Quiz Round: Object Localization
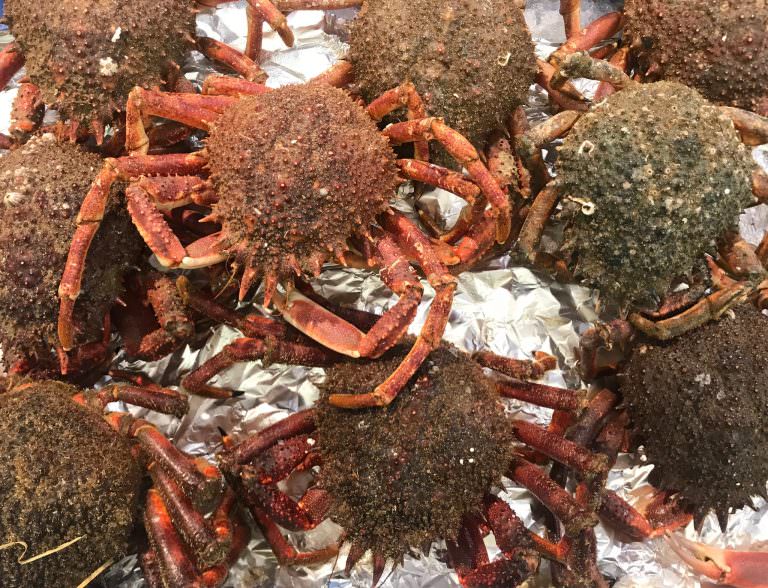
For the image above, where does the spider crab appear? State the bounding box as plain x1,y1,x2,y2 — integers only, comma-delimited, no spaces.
0,376,248,587
57,74,511,408
215,339,634,587
555,1,768,115
513,52,768,342
0,0,294,147
0,134,194,379
580,305,768,588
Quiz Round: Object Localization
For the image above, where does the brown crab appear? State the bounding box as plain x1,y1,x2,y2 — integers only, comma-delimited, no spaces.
0,0,294,147
0,377,248,588
56,72,511,408
0,134,196,379
214,339,635,587
513,52,768,341
555,1,768,115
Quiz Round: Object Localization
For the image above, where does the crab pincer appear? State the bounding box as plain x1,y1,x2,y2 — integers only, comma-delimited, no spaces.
667,533,768,588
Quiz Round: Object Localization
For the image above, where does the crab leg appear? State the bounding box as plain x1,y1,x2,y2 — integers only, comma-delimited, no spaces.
239,481,330,532
126,88,233,154
57,152,207,350
144,489,207,587
0,43,24,91
272,0,362,8
497,380,584,412
559,0,581,39
630,280,754,340
225,409,317,467
474,349,557,379
182,337,339,397
139,176,218,209
510,458,597,535
517,182,561,260
384,117,512,242
368,83,429,161
9,82,44,142
397,159,481,201
552,51,634,92
201,492,251,587
594,46,630,101
309,60,354,88
106,413,224,510
721,106,768,147
202,75,270,97
666,533,768,588
73,384,189,418
536,59,589,111
197,37,265,83
549,12,624,67
200,0,294,48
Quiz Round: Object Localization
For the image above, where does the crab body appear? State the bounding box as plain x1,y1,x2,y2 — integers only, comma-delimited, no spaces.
623,0,768,115
206,84,399,283
556,80,754,307
0,135,142,375
349,0,537,147
5,0,196,127
0,379,143,587
621,305,768,528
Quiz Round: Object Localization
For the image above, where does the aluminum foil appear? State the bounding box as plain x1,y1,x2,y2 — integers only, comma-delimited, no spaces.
1,1,767,587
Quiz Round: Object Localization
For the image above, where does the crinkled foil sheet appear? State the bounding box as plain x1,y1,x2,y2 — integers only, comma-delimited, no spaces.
2,1,768,586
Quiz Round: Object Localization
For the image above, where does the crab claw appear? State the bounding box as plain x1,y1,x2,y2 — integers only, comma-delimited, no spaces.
666,532,768,588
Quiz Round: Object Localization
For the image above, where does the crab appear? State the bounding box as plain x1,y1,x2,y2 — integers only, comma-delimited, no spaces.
214,339,630,587
56,72,513,408
0,376,249,587
0,134,196,379
512,52,768,341
0,0,295,147
577,304,768,588
555,1,768,116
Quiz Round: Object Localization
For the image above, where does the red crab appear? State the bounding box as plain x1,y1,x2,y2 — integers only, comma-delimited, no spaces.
57,73,511,409
0,376,249,587
216,340,621,587
0,0,293,147
512,52,768,341
555,1,768,115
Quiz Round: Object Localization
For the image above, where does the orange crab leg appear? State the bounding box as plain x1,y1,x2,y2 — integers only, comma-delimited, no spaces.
226,409,317,466
150,464,231,568
200,0,294,48
9,82,44,141
497,380,584,412
126,88,233,154
754,169,768,204
138,176,218,209
272,0,362,8
594,46,630,101
202,74,270,97
144,490,206,587
367,82,429,161
197,37,265,83
721,106,768,147
559,0,581,38
474,349,557,380
549,12,624,67
667,534,768,588
518,182,561,260
200,492,251,587
397,159,481,201
536,60,590,112
384,117,511,242
0,43,24,90
309,60,354,88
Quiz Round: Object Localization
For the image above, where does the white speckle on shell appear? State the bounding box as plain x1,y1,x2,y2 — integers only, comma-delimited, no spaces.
99,57,119,76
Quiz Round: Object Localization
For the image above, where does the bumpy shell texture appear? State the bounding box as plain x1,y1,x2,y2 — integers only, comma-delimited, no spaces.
5,0,196,125
621,306,768,529
0,380,143,587
316,343,515,562
557,81,754,307
350,0,537,146
624,0,768,114
0,135,142,368
207,84,399,284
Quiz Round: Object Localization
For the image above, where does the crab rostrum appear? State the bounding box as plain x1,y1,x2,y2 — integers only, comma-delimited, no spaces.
0,134,193,379
515,52,768,341
555,0,768,115
0,0,293,147
216,340,629,587
0,377,248,588
58,74,511,409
